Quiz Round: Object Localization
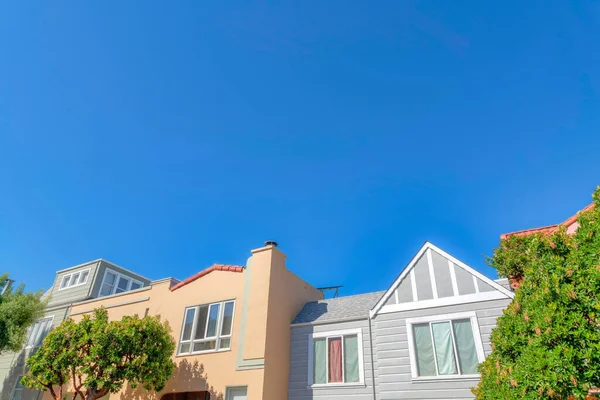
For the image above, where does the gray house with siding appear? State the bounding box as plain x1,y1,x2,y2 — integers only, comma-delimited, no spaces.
0,259,150,400
289,242,514,400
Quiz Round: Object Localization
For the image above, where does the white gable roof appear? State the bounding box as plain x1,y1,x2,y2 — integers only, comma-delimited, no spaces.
370,242,514,318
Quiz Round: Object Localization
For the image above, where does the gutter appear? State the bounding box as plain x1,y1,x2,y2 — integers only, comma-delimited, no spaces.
368,316,376,400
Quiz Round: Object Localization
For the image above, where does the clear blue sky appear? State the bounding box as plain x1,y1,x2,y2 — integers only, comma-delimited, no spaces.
1,1,599,296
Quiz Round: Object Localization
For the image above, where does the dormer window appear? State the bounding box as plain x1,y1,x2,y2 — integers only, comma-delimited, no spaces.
99,269,143,297
58,269,91,290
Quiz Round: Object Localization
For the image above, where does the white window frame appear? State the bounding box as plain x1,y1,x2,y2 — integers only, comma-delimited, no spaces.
57,268,91,291
10,375,25,400
25,316,55,349
225,386,248,400
307,328,365,387
99,268,143,297
405,311,485,381
177,299,236,356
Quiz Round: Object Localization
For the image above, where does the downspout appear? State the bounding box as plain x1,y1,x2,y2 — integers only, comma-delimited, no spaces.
368,316,376,400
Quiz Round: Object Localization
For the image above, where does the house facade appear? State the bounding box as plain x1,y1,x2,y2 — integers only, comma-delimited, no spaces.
60,242,323,400
7,241,526,400
289,242,514,400
1,259,151,400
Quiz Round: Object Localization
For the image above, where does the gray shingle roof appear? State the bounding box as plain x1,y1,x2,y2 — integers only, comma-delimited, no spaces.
292,291,385,325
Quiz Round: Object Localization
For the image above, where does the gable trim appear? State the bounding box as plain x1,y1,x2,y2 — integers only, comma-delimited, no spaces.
426,249,439,299
370,242,514,318
449,259,459,295
377,290,508,314
370,243,429,318
430,242,514,298
410,270,418,301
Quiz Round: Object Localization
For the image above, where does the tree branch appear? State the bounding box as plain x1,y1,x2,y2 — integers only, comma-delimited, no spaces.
41,382,58,400
94,387,110,400
71,367,84,400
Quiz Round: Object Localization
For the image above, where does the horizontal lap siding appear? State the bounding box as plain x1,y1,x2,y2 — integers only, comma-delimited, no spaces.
0,307,70,399
289,320,376,400
373,298,511,400
47,262,101,307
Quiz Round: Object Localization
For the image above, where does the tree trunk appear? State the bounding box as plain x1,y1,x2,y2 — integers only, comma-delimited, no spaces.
85,388,109,400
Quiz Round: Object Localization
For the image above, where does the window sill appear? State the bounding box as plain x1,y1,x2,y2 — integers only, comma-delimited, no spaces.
176,348,231,357
411,374,481,382
309,382,366,389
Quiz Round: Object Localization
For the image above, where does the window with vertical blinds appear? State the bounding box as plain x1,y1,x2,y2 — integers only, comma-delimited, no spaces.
410,316,482,378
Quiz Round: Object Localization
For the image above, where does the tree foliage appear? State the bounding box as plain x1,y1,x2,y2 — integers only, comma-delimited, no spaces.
474,187,600,399
0,274,46,353
23,308,176,400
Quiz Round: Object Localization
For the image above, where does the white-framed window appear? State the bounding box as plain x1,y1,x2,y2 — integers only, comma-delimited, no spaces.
58,269,91,290
25,316,54,349
308,328,365,387
10,376,25,400
225,386,247,400
99,269,143,297
406,311,485,380
177,300,235,355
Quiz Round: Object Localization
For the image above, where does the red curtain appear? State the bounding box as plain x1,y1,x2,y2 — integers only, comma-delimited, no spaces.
328,338,343,383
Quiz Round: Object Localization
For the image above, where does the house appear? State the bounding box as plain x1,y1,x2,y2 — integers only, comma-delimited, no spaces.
289,242,514,400
501,201,600,398
500,203,594,238
0,259,151,400
62,241,323,400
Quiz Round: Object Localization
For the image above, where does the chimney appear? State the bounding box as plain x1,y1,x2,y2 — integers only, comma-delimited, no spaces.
242,240,286,362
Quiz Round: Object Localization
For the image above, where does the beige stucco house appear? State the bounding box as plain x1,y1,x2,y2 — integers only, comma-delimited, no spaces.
58,242,322,400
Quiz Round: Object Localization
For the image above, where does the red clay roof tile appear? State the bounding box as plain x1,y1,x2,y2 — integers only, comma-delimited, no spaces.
500,203,595,239
170,264,244,291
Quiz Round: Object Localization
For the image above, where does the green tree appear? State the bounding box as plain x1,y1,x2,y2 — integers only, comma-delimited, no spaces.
0,274,46,353
474,187,600,399
22,308,176,400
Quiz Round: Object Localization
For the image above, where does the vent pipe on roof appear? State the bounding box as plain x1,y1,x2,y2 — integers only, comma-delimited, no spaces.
264,240,278,247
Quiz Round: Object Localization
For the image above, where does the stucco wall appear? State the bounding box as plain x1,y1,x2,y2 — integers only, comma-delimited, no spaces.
69,273,264,400
65,244,322,400
261,247,324,400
